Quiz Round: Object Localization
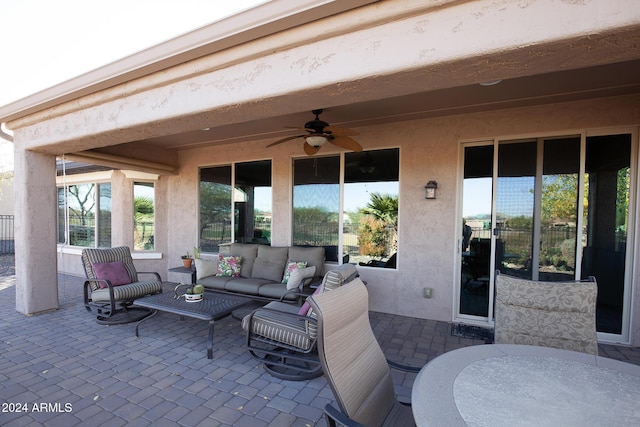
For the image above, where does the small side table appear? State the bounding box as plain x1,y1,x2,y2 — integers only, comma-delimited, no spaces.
169,265,196,284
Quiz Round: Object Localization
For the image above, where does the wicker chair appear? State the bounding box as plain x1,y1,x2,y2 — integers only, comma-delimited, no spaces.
494,271,598,355
243,263,359,380
82,246,163,325
309,280,418,427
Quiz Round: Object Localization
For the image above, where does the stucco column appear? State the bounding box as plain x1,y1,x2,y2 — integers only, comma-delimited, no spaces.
110,170,132,247
14,147,58,314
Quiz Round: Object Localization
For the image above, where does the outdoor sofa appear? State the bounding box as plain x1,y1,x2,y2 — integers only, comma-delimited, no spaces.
195,243,325,304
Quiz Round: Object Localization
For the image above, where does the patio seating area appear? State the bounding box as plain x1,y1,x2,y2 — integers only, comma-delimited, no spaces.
0,254,639,426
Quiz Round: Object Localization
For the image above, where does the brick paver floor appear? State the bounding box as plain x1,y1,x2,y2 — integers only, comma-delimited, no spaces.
0,261,638,426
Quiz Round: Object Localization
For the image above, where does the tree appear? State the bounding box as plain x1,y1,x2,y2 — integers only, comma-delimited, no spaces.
134,195,154,250
68,184,95,226
505,215,532,230
293,207,338,246
540,174,578,225
358,193,398,257
361,193,398,227
616,167,630,233
358,216,387,257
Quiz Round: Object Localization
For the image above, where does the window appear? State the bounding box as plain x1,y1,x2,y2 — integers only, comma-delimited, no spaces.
134,182,155,250
234,161,272,245
199,160,272,252
58,183,111,247
293,156,340,259
293,148,399,266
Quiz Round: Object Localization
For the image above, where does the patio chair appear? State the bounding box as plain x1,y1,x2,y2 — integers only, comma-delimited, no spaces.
242,263,359,381
494,270,598,355
308,279,418,427
82,246,163,325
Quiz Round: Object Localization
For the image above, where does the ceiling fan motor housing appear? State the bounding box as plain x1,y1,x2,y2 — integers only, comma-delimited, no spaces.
305,109,330,134
304,120,329,133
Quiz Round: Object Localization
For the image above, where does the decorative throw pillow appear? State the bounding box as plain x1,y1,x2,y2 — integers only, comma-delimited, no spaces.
216,254,242,277
286,266,316,291
297,283,324,316
194,258,219,280
92,261,132,288
282,261,308,284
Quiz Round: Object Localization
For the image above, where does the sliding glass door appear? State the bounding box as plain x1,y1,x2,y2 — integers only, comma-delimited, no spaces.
460,144,494,317
583,134,632,335
458,131,634,341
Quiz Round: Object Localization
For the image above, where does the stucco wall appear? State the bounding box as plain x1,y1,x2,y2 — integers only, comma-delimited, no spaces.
167,95,640,335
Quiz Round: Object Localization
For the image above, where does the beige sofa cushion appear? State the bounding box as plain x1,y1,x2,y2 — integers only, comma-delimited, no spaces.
287,246,325,280
194,257,218,281
229,243,259,278
251,246,289,282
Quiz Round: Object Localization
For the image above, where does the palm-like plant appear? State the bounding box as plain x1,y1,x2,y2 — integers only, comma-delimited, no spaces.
359,193,398,256
361,193,398,226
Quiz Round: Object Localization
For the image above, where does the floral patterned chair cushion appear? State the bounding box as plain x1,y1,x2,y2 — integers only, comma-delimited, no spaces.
494,271,598,355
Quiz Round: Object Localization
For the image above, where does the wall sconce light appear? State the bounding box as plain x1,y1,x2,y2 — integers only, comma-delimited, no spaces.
425,181,438,199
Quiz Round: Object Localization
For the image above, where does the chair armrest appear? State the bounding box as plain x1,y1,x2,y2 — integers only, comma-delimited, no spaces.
137,271,162,282
277,277,318,304
279,288,313,305
83,279,117,314
298,276,315,291
84,278,116,299
245,306,318,333
324,404,367,427
387,359,422,373
247,306,315,323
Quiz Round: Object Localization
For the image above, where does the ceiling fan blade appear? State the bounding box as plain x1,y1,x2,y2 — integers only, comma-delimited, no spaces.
283,126,311,131
304,142,321,155
330,135,363,152
324,125,359,137
266,134,304,147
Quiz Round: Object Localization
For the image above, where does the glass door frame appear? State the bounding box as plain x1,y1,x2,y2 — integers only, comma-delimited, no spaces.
456,139,498,326
585,127,637,344
456,128,637,344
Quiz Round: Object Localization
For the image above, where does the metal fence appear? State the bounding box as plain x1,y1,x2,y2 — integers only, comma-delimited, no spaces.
200,220,396,262
0,215,14,254
470,225,579,270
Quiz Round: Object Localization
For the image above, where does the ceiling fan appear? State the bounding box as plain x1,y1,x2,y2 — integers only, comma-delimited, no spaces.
266,109,362,155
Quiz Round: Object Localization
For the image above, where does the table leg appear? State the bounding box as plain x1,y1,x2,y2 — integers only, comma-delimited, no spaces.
207,320,215,359
135,310,158,337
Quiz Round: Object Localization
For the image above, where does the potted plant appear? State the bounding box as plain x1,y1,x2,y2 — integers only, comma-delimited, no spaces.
174,283,204,302
181,251,193,269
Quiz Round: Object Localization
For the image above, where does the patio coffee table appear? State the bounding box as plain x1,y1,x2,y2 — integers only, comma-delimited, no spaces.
134,291,251,359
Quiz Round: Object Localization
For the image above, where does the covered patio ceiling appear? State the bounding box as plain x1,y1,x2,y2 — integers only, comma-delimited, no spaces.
140,59,640,151
55,56,640,175
4,0,640,175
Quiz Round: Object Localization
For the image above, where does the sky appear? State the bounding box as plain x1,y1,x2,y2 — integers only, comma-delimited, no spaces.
0,0,267,171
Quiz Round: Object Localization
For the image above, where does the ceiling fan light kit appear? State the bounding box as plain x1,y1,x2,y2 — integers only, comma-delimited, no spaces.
304,135,328,147
267,109,363,155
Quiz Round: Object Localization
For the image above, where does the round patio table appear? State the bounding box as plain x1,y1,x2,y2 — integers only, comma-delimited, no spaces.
412,344,640,426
